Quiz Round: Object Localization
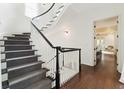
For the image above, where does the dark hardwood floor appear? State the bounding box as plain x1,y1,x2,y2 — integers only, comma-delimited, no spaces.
61,53,124,89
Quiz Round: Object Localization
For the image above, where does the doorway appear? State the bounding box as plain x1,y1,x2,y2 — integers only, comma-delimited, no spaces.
93,16,119,69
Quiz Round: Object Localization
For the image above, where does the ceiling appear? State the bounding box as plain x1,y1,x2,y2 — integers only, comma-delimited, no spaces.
96,26,117,37
70,3,124,13
95,16,118,37
95,16,118,29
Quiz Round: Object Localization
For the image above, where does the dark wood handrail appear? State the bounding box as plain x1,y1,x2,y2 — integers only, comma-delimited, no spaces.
62,47,81,50
62,49,80,52
31,22,55,48
32,3,55,20
47,47,81,63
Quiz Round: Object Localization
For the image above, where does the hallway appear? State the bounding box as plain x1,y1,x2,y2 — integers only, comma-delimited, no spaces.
61,53,124,89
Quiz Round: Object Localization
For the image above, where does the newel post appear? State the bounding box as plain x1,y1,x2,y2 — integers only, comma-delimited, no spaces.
55,47,60,89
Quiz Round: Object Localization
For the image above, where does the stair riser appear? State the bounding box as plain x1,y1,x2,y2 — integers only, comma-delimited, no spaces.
5,37,29,40
23,33,31,35
5,46,32,51
14,35,30,38
9,72,46,89
5,51,35,59
7,57,38,68
4,41,30,45
8,64,42,79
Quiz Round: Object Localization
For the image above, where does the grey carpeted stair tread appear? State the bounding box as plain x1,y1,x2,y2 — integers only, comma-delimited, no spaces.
26,78,52,89
2,55,41,62
8,61,43,72
13,34,30,36
9,69,47,86
1,49,37,54
23,32,31,34
12,34,30,37
0,45,35,47
4,36,30,39
7,60,44,69
0,39,32,42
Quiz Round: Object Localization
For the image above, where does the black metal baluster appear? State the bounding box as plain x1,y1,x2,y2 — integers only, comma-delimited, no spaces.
79,49,81,73
63,52,64,67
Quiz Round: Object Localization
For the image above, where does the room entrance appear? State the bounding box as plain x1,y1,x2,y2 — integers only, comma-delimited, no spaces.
93,16,119,69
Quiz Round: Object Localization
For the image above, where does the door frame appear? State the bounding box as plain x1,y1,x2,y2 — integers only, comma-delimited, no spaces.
93,16,119,67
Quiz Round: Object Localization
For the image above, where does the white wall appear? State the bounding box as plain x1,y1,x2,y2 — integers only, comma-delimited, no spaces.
39,4,124,73
0,3,31,89
0,3,31,37
96,33,116,51
103,34,115,49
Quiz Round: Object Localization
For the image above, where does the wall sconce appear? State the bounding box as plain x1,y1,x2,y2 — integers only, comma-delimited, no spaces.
64,30,70,36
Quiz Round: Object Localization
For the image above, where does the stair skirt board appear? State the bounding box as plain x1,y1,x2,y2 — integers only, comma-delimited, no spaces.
1,33,52,89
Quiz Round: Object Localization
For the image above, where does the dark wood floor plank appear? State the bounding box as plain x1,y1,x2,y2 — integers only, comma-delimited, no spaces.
61,53,124,89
